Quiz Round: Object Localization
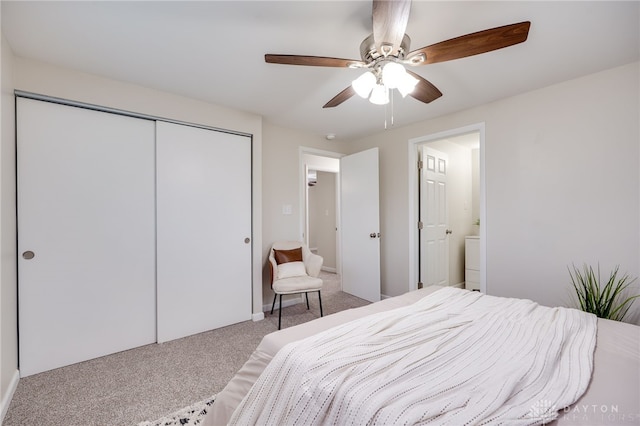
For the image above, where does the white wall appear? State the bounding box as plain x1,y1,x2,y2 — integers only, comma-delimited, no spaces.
11,56,265,320
0,31,18,419
261,122,347,305
346,62,640,323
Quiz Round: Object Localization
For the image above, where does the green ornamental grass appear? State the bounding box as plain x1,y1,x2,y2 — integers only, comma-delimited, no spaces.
569,264,640,322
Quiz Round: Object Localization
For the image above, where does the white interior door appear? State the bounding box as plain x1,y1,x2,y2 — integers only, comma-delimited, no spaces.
340,148,380,302
156,121,252,343
421,147,449,287
17,98,156,377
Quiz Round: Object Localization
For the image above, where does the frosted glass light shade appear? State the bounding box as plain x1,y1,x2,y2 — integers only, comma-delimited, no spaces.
351,72,376,98
381,62,406,89
397,72,419,97
369,84,389,105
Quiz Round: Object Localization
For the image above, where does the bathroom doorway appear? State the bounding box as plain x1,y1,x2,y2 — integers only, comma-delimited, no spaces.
408,123,486,293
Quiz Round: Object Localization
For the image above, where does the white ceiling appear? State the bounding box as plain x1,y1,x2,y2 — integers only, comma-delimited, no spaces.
2,1,639,140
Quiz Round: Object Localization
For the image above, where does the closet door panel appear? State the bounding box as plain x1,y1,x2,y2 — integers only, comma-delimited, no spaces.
17,98,156,377
156,121,251,343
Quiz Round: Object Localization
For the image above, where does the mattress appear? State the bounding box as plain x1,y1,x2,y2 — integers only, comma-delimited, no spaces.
204,286,640,425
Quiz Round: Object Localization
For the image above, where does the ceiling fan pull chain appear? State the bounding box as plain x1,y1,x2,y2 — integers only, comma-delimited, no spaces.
384,101,388,130
391,90,395,127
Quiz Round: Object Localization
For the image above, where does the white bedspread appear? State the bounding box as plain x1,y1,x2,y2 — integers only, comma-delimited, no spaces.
229,287,597,426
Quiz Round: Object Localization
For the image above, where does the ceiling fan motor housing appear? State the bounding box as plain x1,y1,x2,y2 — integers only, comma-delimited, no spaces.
360,33,412,64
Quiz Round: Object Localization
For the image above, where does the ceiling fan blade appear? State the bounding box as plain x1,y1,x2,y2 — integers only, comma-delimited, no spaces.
406,21,531,65
323,86,356,108
406,70,442,104
372,0,411,57
265,54,365,68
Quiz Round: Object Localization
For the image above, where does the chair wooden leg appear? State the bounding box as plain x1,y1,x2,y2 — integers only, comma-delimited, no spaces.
278,294,283,330
305,292,310,310
318,291,323,317
271,293,277,315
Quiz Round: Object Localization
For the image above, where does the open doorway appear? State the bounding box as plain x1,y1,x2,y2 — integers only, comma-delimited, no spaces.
419,134,480,288
307,170,338,273
299,147,382,301
300,149,342,289
408,123,486,293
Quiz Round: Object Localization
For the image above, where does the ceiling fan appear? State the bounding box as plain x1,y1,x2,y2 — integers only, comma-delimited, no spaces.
265,0,530,108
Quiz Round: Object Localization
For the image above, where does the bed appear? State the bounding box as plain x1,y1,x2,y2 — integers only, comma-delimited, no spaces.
204,286,640,425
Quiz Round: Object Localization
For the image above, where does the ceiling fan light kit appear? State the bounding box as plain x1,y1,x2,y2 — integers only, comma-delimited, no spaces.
369,83,390,105
381,62,406,89
397,74,419,98
264,0,530,110
352,62,419,105
352,71,377,98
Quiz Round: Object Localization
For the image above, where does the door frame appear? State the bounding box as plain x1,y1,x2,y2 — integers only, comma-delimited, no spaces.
299,147,343,276
408,123,486,293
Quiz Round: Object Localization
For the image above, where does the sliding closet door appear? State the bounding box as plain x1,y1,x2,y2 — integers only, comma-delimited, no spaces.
156,121,252,343
17,98,156,377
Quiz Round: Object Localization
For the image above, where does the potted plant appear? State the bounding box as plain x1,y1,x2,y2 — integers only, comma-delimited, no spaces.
568,263,640,322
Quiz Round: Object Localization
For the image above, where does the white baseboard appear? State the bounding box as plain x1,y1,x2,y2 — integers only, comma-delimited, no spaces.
452,282,465,289
321,266,336,273
262,294,304,313
1,369,19,423
252,312,265,321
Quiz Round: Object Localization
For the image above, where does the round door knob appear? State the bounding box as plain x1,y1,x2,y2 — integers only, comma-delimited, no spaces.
244,237,251,244
22,251,35,260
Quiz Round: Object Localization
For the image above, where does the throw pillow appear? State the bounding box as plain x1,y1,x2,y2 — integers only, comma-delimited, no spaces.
277,261,308,279
274,247,303,264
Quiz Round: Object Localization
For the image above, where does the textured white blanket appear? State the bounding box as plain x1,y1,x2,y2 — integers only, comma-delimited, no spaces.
230,288,597,426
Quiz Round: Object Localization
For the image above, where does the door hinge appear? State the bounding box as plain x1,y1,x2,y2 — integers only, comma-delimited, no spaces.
418,221,423,230
418,160,423,170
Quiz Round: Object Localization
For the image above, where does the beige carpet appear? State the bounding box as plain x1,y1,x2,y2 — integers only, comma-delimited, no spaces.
3,271,369,426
